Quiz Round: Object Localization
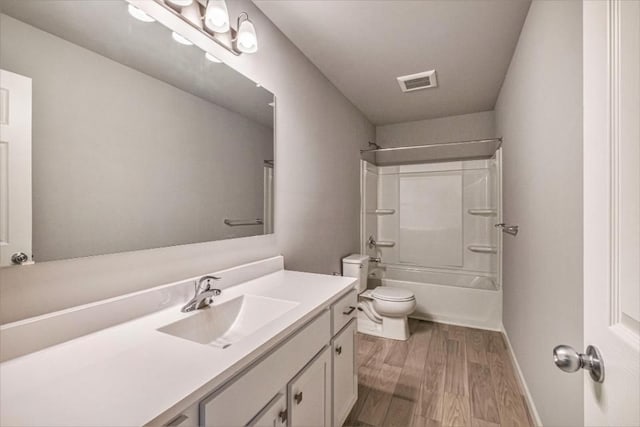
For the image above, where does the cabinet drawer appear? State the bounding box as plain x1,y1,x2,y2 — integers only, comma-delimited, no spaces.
331,289,357,335
200,310,330,427
332,319,357,427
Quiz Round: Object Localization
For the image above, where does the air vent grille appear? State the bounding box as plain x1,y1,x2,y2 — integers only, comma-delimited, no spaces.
397,70,438,92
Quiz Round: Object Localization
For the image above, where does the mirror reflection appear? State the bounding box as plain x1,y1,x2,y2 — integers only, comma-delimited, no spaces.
0,0,275,265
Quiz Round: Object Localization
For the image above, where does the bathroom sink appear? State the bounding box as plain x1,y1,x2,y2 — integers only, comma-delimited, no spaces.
158,295,299,348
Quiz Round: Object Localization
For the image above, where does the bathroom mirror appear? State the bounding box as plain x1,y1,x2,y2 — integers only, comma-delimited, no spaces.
0,0,275,264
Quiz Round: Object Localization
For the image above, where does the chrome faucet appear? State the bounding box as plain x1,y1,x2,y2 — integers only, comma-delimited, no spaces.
181,275,222,313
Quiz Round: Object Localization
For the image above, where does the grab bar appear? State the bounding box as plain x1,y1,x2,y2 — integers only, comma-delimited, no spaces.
224,218,264,227
367,235,396,248
365,209,396,215
468,245,498,254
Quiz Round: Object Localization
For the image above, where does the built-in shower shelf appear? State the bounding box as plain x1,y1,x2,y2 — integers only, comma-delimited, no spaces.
467,245,497,254
375,241,396,247
366,209,396,215
467,208,497,217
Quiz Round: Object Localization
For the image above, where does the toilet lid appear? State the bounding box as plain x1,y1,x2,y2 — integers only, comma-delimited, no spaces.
371,286,415,302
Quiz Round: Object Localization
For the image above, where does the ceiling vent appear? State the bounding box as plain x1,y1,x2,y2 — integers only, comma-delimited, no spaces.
397,70,438,93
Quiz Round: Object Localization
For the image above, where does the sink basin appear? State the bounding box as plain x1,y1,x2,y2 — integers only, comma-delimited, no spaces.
158,295,298,348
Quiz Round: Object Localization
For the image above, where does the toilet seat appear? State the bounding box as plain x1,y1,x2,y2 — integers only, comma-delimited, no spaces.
371,286,414,302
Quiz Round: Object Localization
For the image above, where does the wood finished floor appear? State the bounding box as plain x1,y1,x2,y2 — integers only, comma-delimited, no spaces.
344,319,535,427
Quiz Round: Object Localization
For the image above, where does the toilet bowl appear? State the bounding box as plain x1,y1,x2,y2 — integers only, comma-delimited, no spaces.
342,254,416,341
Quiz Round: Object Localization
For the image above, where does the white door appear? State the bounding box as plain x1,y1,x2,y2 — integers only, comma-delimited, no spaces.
583,1,640,425
0,69,32,267
288,346,331,427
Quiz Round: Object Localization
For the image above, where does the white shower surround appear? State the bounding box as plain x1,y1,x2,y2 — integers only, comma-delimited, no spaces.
361,155,502,330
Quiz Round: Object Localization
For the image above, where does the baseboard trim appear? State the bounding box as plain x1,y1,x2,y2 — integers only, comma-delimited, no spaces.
409,314,502,332
500,324,543,426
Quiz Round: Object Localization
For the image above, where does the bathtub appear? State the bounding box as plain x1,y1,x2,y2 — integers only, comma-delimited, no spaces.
368,264,502,330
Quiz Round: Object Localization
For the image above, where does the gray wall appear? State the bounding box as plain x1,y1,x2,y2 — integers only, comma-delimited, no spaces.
376,111,496,147
0,0,374,324
495,1,583,425
1,15,273,262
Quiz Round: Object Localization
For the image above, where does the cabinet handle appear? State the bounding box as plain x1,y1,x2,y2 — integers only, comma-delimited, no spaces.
335,346,342,355
342,306,356,315
294,391,303,405
278,409,287,424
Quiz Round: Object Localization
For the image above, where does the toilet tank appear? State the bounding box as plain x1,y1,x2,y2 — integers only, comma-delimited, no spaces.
342,254,370,293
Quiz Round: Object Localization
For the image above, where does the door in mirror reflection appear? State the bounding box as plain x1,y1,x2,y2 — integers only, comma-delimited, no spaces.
0,69,32,266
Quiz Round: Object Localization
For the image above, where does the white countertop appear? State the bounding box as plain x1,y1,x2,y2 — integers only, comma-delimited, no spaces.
0,269,355,426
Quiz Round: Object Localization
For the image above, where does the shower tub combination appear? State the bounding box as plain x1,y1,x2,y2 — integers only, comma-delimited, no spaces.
360,139,503,330
368,264,501,330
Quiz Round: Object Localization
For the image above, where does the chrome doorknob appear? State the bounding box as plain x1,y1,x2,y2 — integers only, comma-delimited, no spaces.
11,252,29,265
553,344,605,383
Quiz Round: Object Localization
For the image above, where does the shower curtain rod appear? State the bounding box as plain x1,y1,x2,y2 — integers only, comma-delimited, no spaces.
359,137,502,153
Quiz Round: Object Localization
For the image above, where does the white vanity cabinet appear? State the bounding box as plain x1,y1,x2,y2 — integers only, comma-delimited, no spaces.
199,310,330,427
195,287,357,427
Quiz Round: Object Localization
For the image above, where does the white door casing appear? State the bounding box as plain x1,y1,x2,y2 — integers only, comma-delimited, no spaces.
583,1,640,426
0,69,32,267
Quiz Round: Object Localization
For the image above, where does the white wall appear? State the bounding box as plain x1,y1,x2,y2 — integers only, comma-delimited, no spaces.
495,1,583,426
376,110,496,147
0,0,374,324
1,15,273,262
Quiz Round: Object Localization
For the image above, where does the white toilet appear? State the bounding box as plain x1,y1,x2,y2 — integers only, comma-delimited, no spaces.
342,254,416,341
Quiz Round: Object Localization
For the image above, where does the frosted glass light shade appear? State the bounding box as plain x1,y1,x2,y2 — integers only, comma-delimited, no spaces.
180,3,202,29
237,18,257,53
204,0,230,33
166,0,193,6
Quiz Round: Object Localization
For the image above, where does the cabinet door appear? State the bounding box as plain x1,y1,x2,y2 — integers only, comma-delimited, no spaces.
332,320,357,427
288,346,331,427
248,393,287,427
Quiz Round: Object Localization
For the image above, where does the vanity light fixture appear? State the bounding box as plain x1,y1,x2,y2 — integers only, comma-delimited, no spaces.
171,31,193,45
235,12,258,53
148,0,259,56
204,0,230,33
127,4,155,22
205,52,222,63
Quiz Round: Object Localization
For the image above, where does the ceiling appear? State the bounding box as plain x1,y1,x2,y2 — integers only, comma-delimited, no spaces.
1,0,274,128
254,0,531,125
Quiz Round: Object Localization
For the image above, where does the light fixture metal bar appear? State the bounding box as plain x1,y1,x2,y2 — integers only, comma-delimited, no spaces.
154,0,241,56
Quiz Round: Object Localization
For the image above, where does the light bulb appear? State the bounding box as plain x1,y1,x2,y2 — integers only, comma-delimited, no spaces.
204,0,230,33
171,31,193,46
205,52,222,63
180,2,202,29
237,17,257,53
166,0,193,6
128,4,155,23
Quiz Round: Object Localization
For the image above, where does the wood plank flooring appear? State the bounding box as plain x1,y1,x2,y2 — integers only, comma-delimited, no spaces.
344,319,535,427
